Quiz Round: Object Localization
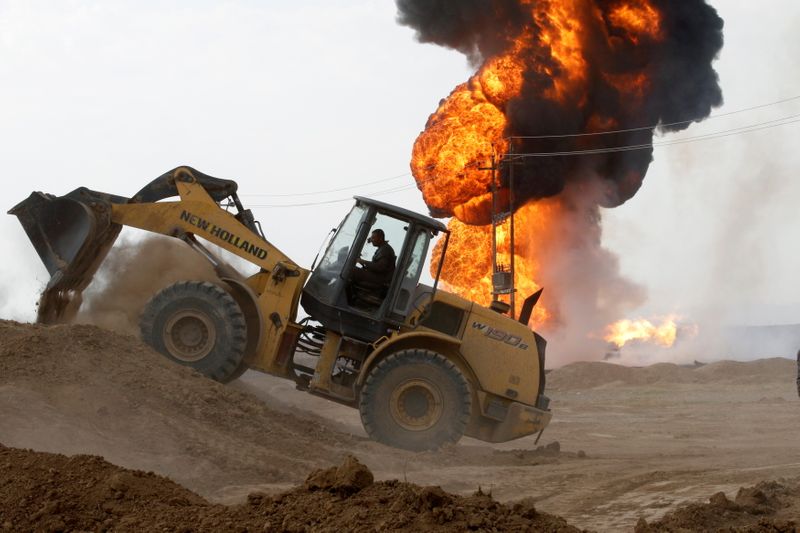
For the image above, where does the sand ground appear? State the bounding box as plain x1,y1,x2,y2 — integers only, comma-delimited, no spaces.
2,321,798,531
234,363,800,530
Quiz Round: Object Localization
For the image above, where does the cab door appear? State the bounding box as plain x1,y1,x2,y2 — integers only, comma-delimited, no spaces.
386,226,431,322
302,206,411,341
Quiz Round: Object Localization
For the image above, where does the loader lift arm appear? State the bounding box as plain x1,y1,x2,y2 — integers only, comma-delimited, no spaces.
9,166,306,324
131,167,263,239
112,166,300,274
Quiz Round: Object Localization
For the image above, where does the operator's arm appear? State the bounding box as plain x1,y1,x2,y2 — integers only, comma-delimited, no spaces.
361,245,395,274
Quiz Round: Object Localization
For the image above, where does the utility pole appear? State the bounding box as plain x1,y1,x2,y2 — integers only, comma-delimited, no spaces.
508,143,516,320
489,153,498,279
481,146,516,318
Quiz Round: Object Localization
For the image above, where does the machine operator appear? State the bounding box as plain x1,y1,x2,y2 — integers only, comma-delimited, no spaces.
353,229,396,287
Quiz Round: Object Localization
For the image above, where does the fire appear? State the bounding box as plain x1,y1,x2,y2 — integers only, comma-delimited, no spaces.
603,316,679,349
607,2,663,44
411,0,667,221
413,0,667,324
411,79,509,219
433,201,559,327
535,0,588,101
404,0,722,356
412,0,598,221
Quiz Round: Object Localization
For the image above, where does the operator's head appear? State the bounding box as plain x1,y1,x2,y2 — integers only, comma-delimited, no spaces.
368,229,386,247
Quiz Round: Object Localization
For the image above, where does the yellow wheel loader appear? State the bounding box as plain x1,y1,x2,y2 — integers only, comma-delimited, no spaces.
10,166,552,450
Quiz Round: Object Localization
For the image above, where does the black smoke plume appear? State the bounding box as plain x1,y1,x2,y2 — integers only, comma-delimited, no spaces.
397,0,724,211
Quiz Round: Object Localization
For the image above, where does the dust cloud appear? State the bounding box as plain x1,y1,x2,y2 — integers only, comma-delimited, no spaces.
75,234,218,335
703,163,786,321
530,180,647,364
603,142,800,366
689,161,800,362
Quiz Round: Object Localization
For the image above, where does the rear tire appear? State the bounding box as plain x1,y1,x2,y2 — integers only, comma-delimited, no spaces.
140,281,247,383
359,349,471,451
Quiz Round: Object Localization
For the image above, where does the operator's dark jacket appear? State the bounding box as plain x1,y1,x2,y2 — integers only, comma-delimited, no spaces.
359,242,396,284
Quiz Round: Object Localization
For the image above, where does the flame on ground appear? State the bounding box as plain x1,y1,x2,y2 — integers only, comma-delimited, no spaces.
604,316,682,349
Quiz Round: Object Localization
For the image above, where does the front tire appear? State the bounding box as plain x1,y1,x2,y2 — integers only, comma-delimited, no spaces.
140,281,247,383
359,349,471,451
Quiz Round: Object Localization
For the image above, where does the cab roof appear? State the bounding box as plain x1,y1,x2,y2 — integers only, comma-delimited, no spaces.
354,196,448,233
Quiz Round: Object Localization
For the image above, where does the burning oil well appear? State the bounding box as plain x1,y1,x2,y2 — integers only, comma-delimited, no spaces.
397,0,724,358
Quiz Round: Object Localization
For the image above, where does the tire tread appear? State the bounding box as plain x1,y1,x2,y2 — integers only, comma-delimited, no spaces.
359,349,471,451
140,281,247,383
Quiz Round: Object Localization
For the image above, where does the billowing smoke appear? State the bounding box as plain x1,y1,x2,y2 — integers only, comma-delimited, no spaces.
75,235,218,335
399,0,724,213
398,0,724,361
396,1,533,65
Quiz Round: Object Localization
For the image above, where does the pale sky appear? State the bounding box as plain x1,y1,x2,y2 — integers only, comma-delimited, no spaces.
1,0,799,338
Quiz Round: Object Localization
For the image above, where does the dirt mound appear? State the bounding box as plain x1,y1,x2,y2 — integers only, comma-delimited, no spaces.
693,358,795,385
635,480,799,532
0,320,357,498
548,358,795,390
0,319,579,506
546,361,691,390
0,445,583,532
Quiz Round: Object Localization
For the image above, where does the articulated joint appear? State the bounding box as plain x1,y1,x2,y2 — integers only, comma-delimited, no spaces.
271,261,300,284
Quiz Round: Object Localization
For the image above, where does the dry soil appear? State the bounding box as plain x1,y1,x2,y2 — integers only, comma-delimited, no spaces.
2,320,799,531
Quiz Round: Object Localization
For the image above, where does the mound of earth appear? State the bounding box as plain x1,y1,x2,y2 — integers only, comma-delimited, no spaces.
0,445,583,532
693,358,795,385
547,358,795,390
634,480,799,532
0,319,576,505
0,320,357,498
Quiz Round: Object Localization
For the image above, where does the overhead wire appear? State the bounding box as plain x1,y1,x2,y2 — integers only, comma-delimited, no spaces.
240,172,410,198
245,181,421,208
507,112,800,158
244,98,800,208
509,94,800,140
245,95,800,201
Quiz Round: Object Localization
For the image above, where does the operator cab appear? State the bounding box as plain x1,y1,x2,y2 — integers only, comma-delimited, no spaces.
301,197,448,342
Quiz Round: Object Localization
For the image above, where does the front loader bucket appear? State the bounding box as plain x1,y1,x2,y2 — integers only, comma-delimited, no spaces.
9,188,127,323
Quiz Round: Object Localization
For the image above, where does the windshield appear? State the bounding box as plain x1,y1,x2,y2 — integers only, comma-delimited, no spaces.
304,203,367,304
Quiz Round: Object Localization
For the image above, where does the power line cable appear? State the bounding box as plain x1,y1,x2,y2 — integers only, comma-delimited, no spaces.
246,182,421,208
245,109,800,208
510,94,800,140
507,113,800,158
240,172,410,198
241,96,800,202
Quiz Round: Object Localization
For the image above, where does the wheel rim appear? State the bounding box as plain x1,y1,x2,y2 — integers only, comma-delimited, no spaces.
164,310,216,362
389,378,444,431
